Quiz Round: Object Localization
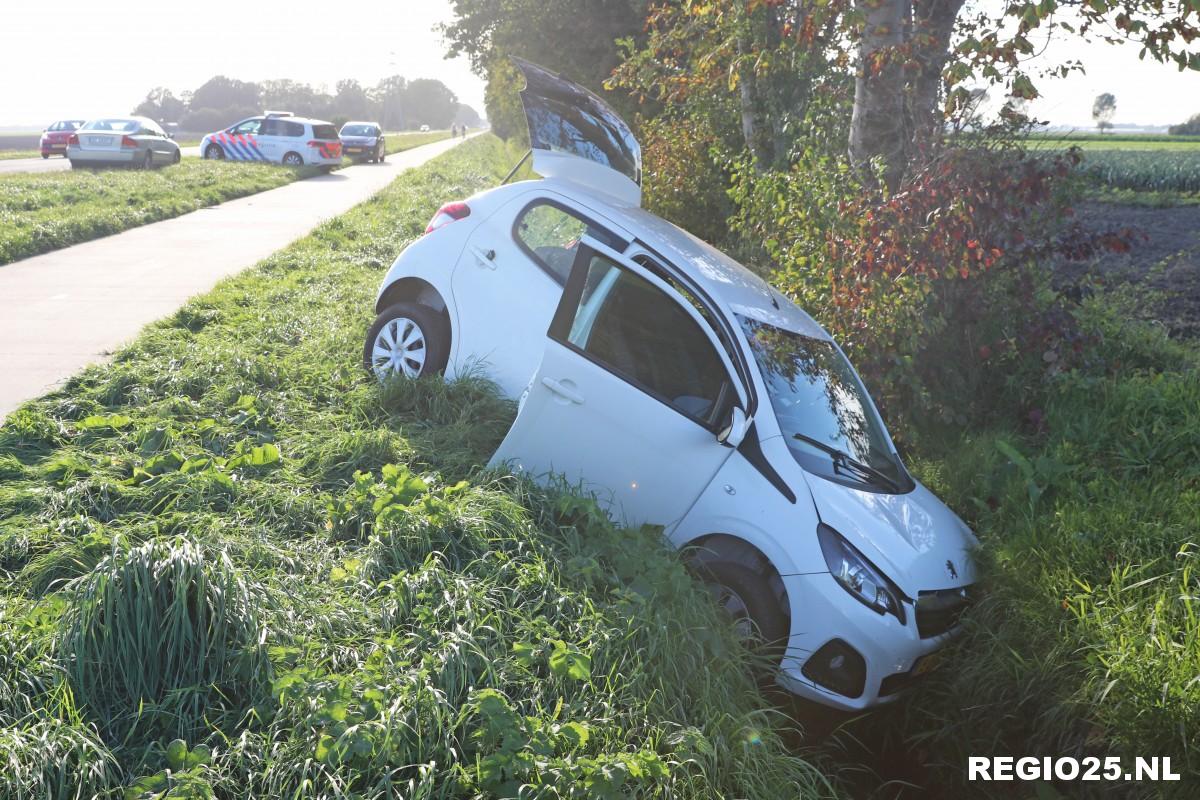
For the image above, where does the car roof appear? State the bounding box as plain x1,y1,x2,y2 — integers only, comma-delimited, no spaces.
341,121,379,127
538,178,829,339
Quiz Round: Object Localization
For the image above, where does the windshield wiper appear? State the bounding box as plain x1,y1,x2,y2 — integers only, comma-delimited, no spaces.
792,433,901,493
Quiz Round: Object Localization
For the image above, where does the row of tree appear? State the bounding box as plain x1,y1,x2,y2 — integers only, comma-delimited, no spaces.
134,75,482,133
445,0,1196,181
1169,112,1200,136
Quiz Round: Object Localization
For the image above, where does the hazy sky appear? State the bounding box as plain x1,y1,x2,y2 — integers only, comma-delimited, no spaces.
0,0,486,128
0,1,1195,130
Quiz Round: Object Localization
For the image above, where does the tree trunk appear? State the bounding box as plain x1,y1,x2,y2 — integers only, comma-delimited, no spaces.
849,0,910,186
736,31,774,167
910,0,966,153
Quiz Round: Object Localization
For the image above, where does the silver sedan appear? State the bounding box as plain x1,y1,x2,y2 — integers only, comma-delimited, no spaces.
68,117,181,169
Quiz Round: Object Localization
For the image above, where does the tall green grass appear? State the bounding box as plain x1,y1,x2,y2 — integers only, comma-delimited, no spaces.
0,136,832,798
835,296,1200,798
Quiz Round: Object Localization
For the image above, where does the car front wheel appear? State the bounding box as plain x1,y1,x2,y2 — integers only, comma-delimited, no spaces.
363,302,449,381
697,561,789,660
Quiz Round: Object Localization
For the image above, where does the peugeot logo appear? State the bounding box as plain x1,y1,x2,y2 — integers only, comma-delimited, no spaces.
945,559,958,580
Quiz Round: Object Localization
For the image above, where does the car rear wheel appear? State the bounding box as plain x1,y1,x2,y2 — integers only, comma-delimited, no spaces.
41,153,49,160
282,152,303,166
363,302,449,382
205,144,224,160
696,561,789,659
141,151,153,170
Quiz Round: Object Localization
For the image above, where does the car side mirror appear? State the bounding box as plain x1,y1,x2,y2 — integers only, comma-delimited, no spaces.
717,405,750,448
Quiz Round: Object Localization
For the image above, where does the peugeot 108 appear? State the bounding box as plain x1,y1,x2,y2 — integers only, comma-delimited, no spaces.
362,59,978,710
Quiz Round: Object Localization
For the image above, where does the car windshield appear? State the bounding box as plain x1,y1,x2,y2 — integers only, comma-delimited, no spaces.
340,125,376,137
738,315,911,493
82,118,138,132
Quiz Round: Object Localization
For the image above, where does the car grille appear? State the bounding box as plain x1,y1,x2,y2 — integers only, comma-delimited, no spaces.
915,586,972,638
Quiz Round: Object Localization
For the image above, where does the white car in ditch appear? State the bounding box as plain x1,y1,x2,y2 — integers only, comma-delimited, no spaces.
362,58,978,711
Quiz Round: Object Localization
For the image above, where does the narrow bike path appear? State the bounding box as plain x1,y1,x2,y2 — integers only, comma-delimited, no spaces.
0,135,473,418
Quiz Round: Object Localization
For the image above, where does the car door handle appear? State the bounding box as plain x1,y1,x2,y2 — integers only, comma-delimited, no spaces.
541,377,584,404
470,246,496,269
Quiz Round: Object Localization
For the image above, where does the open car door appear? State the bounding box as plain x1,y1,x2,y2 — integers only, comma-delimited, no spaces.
513,57,642,207
489,236,748,530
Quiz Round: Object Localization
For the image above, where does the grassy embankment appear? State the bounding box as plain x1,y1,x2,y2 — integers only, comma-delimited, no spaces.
869,301,1200,798
0,135,833,799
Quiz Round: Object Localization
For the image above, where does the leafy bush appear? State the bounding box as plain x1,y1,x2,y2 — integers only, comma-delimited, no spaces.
640,115,734,244
731,145,1125,426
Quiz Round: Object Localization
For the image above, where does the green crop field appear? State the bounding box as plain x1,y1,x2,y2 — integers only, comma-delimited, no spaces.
0,136,832,799
1024,133,1200,199
1076,149,1200,194
0,161,305,266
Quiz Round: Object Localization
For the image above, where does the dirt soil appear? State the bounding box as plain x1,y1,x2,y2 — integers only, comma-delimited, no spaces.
1059,201,1200,338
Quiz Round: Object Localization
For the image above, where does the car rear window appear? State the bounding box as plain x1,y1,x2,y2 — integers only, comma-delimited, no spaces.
311,124,338,140
82,119,138,132
513,200,624,286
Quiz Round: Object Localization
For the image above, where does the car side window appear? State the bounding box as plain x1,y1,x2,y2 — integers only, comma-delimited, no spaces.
284,121,305,138
560,252,731,426
232,119,262,135
513,202,594,285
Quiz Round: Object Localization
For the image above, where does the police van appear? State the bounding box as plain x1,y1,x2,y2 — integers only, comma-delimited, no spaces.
200,112,342,167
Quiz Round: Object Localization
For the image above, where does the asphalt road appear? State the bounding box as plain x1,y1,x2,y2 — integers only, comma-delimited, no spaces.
0,146,201,175
0,135,474,418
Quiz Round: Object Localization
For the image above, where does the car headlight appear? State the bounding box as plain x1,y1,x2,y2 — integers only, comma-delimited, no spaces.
817,524,907,624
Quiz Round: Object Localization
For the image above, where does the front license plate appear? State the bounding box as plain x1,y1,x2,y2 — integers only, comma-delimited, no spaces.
913,652,942,676
346,147,362,153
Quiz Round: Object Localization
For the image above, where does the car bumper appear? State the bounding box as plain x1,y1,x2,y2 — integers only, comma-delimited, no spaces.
67,147,137,164
776,572,960,711
341,141,378,157
41,143,67,154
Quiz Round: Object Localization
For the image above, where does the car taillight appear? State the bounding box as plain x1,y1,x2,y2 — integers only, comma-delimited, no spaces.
425,202,471,234
120,136,137,149
68,134,79,146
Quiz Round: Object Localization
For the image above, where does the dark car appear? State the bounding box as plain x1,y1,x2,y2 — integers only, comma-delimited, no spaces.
40,119,85,158
339,121,386,163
